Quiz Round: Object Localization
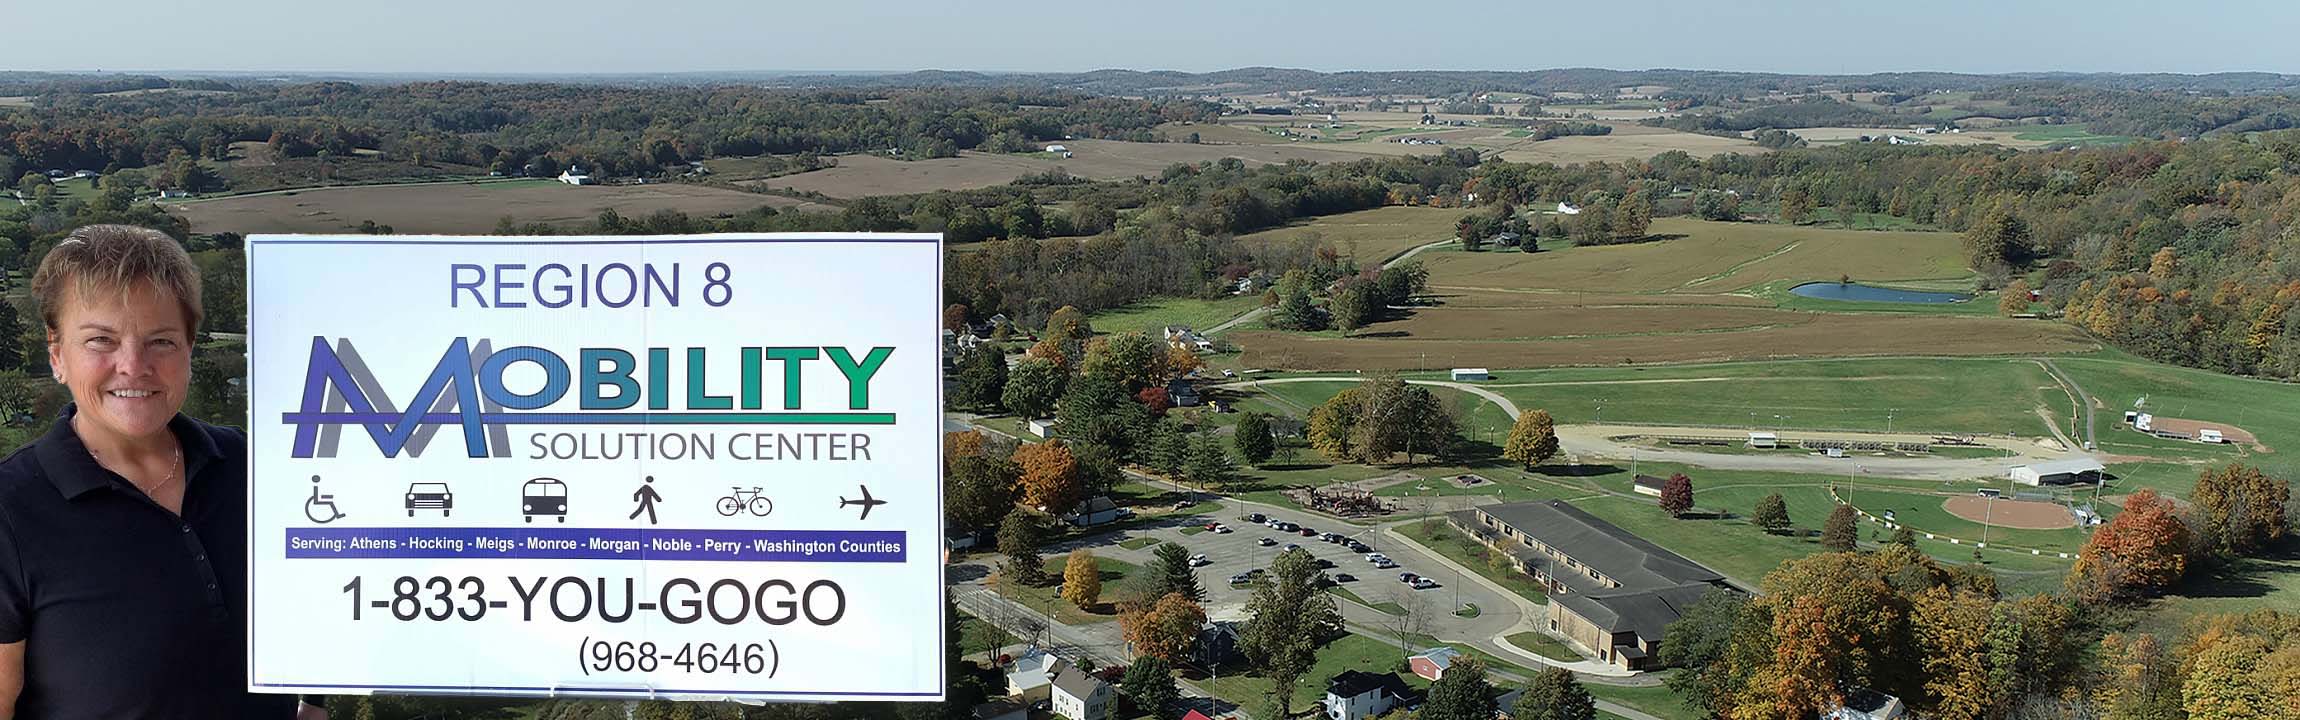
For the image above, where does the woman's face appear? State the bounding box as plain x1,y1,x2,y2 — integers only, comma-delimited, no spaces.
48,285,192,442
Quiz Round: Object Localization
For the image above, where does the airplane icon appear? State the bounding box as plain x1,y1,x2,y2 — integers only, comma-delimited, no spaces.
840,485,887,520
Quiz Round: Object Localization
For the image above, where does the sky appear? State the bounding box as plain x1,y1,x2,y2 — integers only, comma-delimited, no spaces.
13,0,2300,76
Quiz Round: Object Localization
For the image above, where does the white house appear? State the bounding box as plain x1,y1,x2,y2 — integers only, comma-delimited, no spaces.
1826,688,1906,720
2009,458,2105,486
1005,649,1069,698
557,165,595,185
1050,666,1111,720
1066,496,1119,528
1027,419,1055,438
1555,202,1582,215
1450,368,1490,382
1325,671,1414,720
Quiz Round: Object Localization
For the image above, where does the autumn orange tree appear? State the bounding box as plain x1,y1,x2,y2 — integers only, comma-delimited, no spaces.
944,430,987,467
2068,488,2192,602
1013,441,1083,514
1118,592,1206,663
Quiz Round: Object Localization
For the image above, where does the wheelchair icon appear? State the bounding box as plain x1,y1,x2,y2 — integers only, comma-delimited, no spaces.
304,475,346,524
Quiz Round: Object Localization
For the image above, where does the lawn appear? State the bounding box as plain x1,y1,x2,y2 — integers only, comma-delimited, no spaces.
1198,633,1423,711
1587,683,1701,720
2136,540,2300,636
989,555,1143,625
1119,537,1163,550
2047,351,2300,481
1394,519,1551,603
1088,295,1262,336
1501,631,1585,662
1327,586,1406,616
959,612,1017,657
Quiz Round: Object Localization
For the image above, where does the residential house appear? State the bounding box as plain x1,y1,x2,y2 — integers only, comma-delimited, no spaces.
1067,496,1120,527
1166,379,1202,407
1323,670,1416,720
557,165,595,185
1407,647,1463,682
1163,325,1213,352
1190,620,1243,670
1631,475,1666,497
1457,500,1733,670
1051,665,1112,720
1555,202,1581,215
1006,649,1070,699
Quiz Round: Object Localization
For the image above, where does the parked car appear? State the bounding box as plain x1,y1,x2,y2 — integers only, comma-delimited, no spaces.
1189,554,1211,567
1372,558,1398,569
1203,521,1222,530
1333,573,1357,583
1285,543,1301,552
1115,507,1136,519
1365,553,1390,564
1315,573,1336,587
1247,512,1266,523
1257,537,1277,547
1398,572,1421,584
1229,573,1254,584
1318,532,1341,542
1213,525,1233,534
1345,540,1370,552
1296,527,1317,537
1314,558,1335,569
1412,578,1439,590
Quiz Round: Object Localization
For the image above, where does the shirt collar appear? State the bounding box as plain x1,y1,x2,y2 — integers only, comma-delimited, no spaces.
34,403,220,501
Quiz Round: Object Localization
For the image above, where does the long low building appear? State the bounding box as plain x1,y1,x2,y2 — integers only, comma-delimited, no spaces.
2009,458,2105,486
1454,500,1734,670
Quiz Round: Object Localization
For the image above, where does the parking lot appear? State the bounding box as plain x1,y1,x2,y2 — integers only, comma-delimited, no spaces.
1087,497,1521,631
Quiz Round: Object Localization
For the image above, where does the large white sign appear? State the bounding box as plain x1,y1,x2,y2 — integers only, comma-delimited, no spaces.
246,234,944,701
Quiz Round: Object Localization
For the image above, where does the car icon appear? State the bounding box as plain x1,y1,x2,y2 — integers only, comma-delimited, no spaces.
406,483,453,517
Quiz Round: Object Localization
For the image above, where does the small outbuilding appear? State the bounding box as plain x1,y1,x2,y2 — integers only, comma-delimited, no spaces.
1747,432,1778,449
1450,368,1490,382
1631,474,1667,497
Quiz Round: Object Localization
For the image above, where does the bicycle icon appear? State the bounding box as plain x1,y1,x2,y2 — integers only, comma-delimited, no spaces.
715,487,774,517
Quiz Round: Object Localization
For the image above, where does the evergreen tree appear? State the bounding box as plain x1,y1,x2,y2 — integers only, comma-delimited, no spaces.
998,512,1045,585
1149,543,1204,602
1234,412,1276,466
1121,656,1179,715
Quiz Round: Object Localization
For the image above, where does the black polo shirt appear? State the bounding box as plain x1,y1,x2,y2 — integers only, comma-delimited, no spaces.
0,406,297,719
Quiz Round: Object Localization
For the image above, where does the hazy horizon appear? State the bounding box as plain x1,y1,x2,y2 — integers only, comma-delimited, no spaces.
12,0,2300,77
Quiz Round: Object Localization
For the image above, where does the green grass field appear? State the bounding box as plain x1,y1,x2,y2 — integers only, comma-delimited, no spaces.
1088,295,1261,336
1234,205,1461,267
1327,586,1406,615
958,613,1017,656
989,556,1143,625
1501,631,1585,662
2047,352,2300,482
1417,217,1971,294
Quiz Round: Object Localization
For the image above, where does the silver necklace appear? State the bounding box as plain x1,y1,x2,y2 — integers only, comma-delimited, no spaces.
90,443,183,498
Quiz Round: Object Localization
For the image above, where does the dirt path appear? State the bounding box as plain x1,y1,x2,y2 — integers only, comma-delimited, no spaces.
2037,358,2096,449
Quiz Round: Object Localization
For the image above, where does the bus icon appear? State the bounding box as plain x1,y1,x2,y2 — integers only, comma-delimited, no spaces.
522,478,568,523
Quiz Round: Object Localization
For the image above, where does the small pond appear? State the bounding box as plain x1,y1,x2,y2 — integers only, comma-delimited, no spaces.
1789,282,1970,304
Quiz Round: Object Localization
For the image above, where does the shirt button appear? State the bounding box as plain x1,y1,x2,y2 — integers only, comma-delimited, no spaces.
180,525,192,534
195,553,206,562
207,583,217,590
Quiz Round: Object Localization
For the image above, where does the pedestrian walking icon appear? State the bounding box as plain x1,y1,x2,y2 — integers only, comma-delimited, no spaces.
630,476,663,525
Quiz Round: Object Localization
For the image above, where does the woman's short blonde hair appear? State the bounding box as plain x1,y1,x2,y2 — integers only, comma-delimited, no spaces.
31,225,205,337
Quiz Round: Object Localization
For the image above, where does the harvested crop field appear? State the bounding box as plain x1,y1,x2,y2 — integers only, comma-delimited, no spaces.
1943,496,2076,530
767,140,1382,198
170,180,831,235
1232,315,2099,370
1371,306,1802,340
1417,218,1968,293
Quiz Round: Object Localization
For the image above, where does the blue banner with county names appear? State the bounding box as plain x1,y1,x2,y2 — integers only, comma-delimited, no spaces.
286,527,907,562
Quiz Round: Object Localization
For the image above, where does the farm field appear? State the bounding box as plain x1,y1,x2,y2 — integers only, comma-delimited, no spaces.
1234,205,1461,266
1418,218,1972,294
2011,124,2139,147
1087,295,1261,335
1232,315,2097,370
767,139,1387,198
168,179,832,234
1787,126,2056,147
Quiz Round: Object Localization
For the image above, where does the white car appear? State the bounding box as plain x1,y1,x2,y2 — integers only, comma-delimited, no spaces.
1189,554,1211,567
1364,553,1390,564
1372,558,1399,569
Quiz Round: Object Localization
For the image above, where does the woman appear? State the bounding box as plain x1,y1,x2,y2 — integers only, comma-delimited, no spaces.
0,225,319,718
